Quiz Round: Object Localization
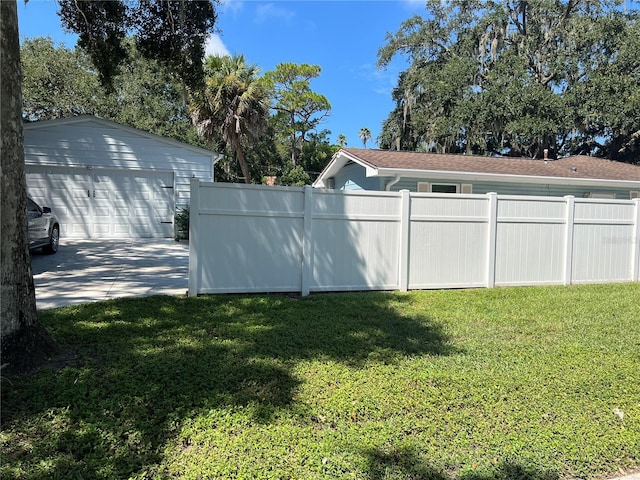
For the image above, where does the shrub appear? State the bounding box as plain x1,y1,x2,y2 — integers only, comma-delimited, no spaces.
175,206,189,240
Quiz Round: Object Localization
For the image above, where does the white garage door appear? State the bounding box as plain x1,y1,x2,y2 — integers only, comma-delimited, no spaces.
26,166,175,239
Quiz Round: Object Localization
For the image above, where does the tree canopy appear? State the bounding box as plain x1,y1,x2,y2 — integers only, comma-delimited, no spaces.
378,0,640,162
21,37,201,146
190,54,270,183
263,63,331,167
57,0,217,90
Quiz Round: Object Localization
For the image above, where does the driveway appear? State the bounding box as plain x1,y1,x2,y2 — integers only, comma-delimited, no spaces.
31,239,189,310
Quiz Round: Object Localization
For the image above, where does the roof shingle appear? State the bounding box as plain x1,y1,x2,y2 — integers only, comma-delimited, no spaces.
341,148,640,182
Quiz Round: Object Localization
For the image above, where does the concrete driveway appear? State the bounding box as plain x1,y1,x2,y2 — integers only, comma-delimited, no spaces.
30,239,189,310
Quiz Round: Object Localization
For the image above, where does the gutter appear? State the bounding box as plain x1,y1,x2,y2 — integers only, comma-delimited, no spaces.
385,175,402,191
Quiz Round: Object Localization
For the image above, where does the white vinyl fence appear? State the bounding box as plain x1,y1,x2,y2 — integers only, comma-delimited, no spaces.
188,179,640,296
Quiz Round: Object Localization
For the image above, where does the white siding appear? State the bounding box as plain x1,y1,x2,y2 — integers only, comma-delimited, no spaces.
24,117,215,211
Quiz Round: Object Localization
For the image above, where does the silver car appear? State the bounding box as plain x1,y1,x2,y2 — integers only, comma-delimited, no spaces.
27,197,60,254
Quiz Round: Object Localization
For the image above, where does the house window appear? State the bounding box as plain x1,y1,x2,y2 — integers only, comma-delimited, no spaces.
586,193,615,199
631,191,639,199
432,184,458,193
417,182,472,194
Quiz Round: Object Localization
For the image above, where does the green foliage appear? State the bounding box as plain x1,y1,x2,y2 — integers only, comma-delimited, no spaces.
174,206,189,240
20,37,203,148
264,63,331,167
359,127,372,148
191,55,270,183
280,165,311,186
57,0,129,89
57,0,217,90
20,40,336,184
299,130,338,180
21,37,101,121
378,0,640,162
103,40,202,146
1,284,639,479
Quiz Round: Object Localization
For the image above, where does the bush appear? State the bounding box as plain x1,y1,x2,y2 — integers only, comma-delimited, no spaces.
175,206,189,240
280,165,311,186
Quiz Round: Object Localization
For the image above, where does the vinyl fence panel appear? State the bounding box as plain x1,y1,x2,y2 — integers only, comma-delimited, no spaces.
408,195,488,289
310,189,400,291
189,181,640,296
494,196,567,286
571,199,638,283
190,181,305,294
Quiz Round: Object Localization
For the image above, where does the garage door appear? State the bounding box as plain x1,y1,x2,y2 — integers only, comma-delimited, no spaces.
26,166,175,239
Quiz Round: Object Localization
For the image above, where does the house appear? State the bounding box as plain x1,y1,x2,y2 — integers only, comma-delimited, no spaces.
313,148,640,199
24,116,221,239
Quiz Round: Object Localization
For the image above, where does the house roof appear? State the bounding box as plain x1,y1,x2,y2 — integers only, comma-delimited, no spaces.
314,148,640,189
24,115,221,160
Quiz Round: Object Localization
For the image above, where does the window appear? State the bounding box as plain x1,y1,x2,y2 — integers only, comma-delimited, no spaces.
431,184,458,193
631,191,639,199
27,198,40,213
586,193,615,199
417,182,472,194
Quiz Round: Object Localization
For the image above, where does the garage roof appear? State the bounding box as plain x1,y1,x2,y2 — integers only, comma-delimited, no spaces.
24,115,219,159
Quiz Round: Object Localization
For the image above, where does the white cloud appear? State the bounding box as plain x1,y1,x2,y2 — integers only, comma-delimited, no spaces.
205,34,230,57
254,3,295,24
220,0,244,16
353,63,400,97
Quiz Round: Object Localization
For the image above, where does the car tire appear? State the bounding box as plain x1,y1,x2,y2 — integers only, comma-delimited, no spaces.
44,225,59,254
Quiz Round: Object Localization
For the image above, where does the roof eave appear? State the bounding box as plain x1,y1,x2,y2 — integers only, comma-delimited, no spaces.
24,115,220,159
375,168,640,189
313,149,379,188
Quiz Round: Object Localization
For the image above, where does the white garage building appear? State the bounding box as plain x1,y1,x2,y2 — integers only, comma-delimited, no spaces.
24,116,220,239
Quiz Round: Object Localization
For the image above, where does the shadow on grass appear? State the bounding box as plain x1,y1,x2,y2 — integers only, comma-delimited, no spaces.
365,446,560,480
1,292,454,479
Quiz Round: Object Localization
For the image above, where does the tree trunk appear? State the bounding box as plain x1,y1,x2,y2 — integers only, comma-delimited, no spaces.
290,111,297,167
235,147,251,184
1,0,57,375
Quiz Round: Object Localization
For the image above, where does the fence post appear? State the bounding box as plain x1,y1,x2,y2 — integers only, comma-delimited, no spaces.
486,192,498,288
563,196,576,286
188,177,200,297
632,198,640,282
301,185,313,296
398,189,411,292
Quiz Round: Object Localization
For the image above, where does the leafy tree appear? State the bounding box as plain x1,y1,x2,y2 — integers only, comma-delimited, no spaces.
21,37,202,146
21,37,101,121
337,133,347,147
264,63,331,167
378,0,640,161
1,0,218,373
359,127,372,148
300,130,339,180
57,0,217,90
191,55,270,183
280,165,312,187
101,40,202,146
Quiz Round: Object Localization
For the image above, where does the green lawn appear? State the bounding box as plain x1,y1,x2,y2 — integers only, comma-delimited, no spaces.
2,284,639,479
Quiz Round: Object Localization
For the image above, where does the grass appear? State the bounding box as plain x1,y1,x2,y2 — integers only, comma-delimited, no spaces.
1,283,639,480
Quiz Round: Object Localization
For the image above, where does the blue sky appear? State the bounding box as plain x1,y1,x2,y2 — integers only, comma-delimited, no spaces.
17,0,425,147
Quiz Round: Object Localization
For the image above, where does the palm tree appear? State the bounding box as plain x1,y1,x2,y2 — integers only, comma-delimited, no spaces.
359,127,371,149
190,55,269,183
337,134,347,147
